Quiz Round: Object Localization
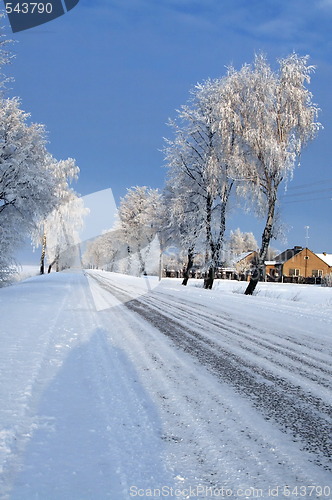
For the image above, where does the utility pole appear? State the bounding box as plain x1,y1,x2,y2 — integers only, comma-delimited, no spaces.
158,250,163,281
304,226,310,248
304,226,310,278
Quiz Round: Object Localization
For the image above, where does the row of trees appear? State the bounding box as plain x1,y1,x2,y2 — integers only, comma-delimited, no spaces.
164,52,320,294
83,186,161,276
83,184,259,282
0,24,85,282
85,52,320,295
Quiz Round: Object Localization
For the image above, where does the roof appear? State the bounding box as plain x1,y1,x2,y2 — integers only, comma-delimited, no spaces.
274,246,303,264
316,253,332,267
235,251,256,263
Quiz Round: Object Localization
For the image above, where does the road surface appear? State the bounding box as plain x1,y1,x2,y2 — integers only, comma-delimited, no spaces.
0,270,331,499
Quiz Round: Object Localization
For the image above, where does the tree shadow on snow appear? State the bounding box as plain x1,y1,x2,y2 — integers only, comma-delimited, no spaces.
9,329,172,500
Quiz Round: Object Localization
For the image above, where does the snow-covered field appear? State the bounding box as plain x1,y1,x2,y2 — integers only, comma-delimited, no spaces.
10,265,40,284
0,271,331,499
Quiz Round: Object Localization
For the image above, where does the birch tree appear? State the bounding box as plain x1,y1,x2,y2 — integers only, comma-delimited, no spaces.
0,20,84,280
154,192,176,281
0,98,58,280
164,78,237,289
215,53,320,294
163,173,204,286
228,228,258,255
82,229,127,272
118,186,161,276
32,156,86,274
0,15,14,93
44,192,86,273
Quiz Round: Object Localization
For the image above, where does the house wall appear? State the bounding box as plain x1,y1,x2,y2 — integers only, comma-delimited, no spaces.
282,248,331,277
265,264,278,279
236,251,258,269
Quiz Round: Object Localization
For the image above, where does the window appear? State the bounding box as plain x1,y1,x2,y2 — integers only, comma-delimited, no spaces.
289,268,300,277
312,270,323,277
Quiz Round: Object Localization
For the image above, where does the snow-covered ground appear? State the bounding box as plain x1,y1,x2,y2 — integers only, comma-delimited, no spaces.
0,271,331,499
6,265,40,285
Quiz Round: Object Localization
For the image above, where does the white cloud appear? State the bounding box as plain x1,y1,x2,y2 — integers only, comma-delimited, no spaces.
319,0,332,8
254,18,297,38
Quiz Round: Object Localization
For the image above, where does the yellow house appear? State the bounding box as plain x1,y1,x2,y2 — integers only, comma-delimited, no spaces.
233,251,258,280
266,246,332,281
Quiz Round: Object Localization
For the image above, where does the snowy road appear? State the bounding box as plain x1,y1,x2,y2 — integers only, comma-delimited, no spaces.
88,272,332,463
0,270,331,499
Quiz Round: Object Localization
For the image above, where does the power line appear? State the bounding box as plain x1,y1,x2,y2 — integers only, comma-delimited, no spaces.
285,178,332,190
280,187,332,199
282,195,332,204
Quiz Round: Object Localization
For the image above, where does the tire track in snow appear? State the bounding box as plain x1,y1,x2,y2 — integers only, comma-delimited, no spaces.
3,273,173,499
88,272,332,379
89,272,331,395
133,294,332,391
88,273,332,471
153,289,332,357
95,288,329,491
125,299,332,467
0,274,84,499
144,291,332,372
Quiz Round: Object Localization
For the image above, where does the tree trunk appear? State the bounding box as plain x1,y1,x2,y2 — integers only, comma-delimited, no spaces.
244,267,260,295
182,249,194,286
158,251,163,281
205,194,229,290
126,245,131,274
245,196,276,295
203,182,232,291
110,250,118,273
203,194,215,289
40,233,47,275
47,253,59,274
204,266,215,289
137,244,146,276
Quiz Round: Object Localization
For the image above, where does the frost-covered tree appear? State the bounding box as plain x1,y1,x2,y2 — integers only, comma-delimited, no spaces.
82,229,128,272
220,229,258,278
165,78,240,289
0,21,83,282
118,186,161,276
163,176,204,286
153,192,176,280
228,228,258,255
214,53,320,294
32,156,86,274
0,98,59,280
83,238,104,269
0,16,14,93
102,231,127,272
44,192,86,273
0,99,57,221
0,31,59,281
322,273,332,287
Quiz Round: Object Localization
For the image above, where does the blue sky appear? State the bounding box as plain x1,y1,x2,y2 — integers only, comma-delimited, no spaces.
3,0,332,253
